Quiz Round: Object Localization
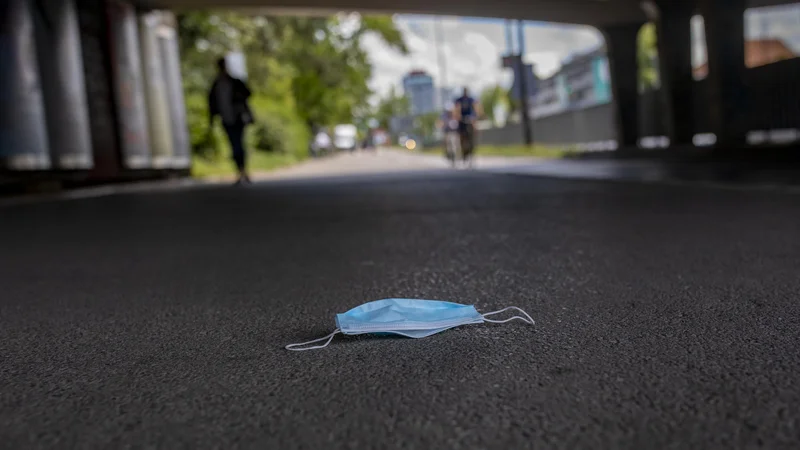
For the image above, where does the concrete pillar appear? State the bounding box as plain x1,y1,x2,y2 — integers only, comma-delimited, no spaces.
33,0,94,170
700,0,748,146
155,12,191,169
139,11,175,168
0,0,51,171
656,2,695,146
76,0,124,177
602,23,643,149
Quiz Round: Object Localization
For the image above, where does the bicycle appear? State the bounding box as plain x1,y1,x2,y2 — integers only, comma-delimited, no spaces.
458,117,476,167
443,119,461,167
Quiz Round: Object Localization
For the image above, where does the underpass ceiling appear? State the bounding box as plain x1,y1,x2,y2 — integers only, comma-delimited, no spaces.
134,0,798,27
133,0,648,27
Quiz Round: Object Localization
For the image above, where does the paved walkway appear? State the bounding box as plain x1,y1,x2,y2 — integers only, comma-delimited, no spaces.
5,148,799,208
3,164,800,448
212,148,800,192
205,148,542,182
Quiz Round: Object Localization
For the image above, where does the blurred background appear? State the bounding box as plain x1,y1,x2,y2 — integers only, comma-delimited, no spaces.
4,3,800,447
2,1,799,189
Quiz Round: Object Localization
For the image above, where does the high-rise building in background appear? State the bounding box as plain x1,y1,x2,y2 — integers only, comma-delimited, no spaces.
402,70,435,116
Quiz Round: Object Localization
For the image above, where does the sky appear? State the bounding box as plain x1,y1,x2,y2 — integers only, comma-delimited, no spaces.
360,16,603,101
360,4,800,102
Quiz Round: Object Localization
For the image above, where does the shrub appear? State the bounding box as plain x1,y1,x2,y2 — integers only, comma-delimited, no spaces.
185,91,310,165
247,95,310,159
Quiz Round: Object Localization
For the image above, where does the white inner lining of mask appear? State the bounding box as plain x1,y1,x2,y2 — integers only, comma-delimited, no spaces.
285,305,534,351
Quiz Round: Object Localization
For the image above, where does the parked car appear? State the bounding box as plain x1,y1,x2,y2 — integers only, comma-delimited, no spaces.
333,124,358,151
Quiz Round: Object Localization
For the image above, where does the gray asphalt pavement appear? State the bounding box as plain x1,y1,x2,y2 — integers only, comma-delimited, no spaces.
2,167,800,449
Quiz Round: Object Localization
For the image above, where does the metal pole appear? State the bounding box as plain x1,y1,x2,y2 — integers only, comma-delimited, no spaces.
433,17,448,110
505,20,515,54
517,20,533,145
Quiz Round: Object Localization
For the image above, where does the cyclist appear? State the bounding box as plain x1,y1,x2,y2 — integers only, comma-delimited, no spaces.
453,87,483,166
438,107,461,165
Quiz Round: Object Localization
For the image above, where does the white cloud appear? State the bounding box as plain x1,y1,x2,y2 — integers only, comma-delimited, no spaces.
363,15,604,101
524,51,562,78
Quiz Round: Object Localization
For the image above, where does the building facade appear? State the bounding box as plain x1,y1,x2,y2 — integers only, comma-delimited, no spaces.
532,47,611,119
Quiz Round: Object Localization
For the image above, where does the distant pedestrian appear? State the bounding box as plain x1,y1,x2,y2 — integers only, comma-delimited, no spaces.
208,57,253,184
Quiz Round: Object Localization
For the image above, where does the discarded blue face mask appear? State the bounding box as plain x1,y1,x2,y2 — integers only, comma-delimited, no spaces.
285,298,534,351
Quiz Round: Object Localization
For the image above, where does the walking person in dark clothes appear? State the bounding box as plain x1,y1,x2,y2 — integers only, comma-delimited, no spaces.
208,57,253,184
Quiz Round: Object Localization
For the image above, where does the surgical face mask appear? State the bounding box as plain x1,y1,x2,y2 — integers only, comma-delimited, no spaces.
286,298,534,351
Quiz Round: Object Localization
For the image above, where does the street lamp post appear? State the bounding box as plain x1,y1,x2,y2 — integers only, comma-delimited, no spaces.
517,20,533,146
433,17,448,111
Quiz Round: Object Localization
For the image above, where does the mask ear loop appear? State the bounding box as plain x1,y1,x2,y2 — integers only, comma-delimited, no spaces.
285,329,340,351
482,306,535,325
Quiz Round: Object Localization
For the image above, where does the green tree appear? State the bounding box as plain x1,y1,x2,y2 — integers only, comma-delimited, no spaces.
267,15,407,128
176,13,407,157
375,86,410,130
504,86,519,118
480,85,508,126
638,22,660,92
414,112,440,141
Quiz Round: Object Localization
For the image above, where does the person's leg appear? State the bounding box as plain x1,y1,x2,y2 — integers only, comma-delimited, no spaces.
224,122,247,182
465,124,475,166
237,123,250,182
459,123,472,163
444,131,454,164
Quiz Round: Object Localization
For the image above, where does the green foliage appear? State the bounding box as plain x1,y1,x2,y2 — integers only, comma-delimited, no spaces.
191,151,300,178
375,86,411,130
422,144,571,158
184,92,213,155
504,86,518,116
359,16,408,53
480,85,508,126
246,95,310,157
176,12,406,172
638,23,660,92
248,117,285,154
414,112,440,140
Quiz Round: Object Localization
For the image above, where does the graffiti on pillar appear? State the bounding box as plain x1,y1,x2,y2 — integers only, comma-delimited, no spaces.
107,0,151,169
138,12,174,167
157,22,191,167
118,71,148,149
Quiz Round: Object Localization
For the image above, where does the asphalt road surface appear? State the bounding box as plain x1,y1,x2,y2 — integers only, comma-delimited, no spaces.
2,153,800,449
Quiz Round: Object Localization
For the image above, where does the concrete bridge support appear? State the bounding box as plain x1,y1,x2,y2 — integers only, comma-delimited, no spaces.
0,0,51,171
602,22,643,150
656,1,696,147
1,0,189,180
700,0,749,147
33,0,94,170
